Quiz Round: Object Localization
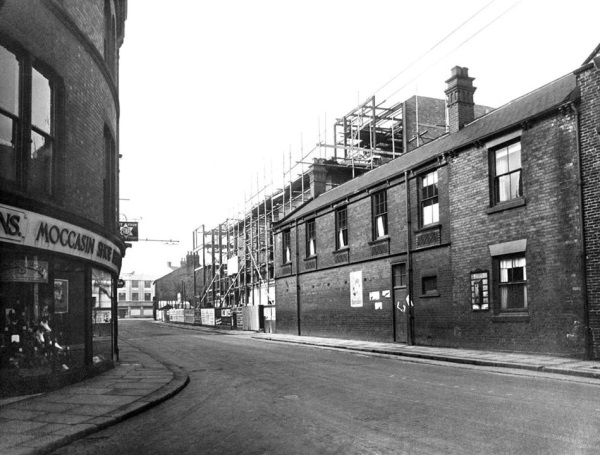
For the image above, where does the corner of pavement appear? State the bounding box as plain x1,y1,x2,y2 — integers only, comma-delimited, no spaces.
0,340,189,455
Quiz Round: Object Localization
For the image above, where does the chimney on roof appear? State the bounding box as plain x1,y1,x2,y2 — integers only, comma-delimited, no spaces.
445,66,476,133
309,158,328,199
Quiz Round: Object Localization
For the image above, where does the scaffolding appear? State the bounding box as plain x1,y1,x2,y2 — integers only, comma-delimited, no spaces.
191,92,446,310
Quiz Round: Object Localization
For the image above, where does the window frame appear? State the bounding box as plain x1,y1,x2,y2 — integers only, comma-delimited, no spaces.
392,263,407,288
420,170,439,227
490,138,523,206
282,229,291,264
305,219,316,258
335,206,348,250
371,190,388,240
0,39,60,196
422,275,438,296
496,254,527,312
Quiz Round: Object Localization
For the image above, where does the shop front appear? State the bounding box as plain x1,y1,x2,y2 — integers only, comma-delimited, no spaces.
0,204,123,397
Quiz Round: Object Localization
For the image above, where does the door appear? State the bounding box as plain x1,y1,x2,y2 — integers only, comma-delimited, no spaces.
392,263,408,343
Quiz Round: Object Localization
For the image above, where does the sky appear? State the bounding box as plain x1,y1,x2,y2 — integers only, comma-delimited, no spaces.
118,0,600,278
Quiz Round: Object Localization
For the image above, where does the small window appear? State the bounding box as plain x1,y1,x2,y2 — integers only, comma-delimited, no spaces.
421,170,439,226
132,292,139,301
144,280,152,288
306,219,316,257
372,191,388,239
282,229,291,264
422,276,438,295
492,141,522,205
335,207,348,249
392,263,407,288
118,292,126,301
144,293,151,301
498,255,527,311
132,280,140,288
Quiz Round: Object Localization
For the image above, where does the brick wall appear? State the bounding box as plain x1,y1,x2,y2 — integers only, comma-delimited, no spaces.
0,0,120,230
448,112,585,355
577,61,600,358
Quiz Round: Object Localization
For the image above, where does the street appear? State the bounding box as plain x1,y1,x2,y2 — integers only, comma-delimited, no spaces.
52,320,599,454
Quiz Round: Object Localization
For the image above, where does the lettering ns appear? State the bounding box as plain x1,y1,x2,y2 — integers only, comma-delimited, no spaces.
0,213,21,237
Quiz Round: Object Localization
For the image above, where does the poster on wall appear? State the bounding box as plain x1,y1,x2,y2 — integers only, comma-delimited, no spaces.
350,270,363,307
54,279,69,313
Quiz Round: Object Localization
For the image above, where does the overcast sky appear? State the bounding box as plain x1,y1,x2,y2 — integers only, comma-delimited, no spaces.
118,0,600,277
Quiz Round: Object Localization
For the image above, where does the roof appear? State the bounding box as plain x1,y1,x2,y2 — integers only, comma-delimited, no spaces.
277,72,577,226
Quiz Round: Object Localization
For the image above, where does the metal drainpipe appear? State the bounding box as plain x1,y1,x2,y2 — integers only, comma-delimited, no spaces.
570,103,592,360
405,170,415,345
295,219,301,335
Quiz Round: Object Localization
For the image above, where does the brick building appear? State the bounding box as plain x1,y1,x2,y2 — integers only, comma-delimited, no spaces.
0,0,127,396
274,47,600,359
154,253,199,313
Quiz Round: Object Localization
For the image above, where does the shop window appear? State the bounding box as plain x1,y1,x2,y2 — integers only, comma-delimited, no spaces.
372,190,388,239
335,207,348,250
491,140,522,205
91,268,113,362
420,170,439,227
0,42,58,195
498,255,527,311
306,219,316,257
282,229,291,264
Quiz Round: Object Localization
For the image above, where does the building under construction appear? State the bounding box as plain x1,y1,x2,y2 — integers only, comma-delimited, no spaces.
191,91,490,325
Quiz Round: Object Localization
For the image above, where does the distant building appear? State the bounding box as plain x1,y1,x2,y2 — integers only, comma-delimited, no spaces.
117,274,156,318
154,253,199,314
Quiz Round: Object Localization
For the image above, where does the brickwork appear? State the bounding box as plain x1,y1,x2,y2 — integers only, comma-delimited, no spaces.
577,60,600,358
0,0,120,232
448,113,585,355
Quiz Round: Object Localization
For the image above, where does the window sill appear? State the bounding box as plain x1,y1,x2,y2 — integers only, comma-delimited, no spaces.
486,197,526,215
369,236,390,246
415,223,441,234
491,312,530,323
420,292,440,299
303,255,317,262
333,247,349,253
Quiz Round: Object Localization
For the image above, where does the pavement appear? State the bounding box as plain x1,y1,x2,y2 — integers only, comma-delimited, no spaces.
1,321,599,454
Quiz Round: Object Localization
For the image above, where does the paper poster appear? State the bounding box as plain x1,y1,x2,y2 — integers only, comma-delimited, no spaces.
54,279,69,313
374,302,382,310
350,270,363,307
369,291,380,301
382,290,390,298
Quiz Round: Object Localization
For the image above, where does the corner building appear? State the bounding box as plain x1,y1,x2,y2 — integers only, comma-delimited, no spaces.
274,46,600,359
0,0,127,396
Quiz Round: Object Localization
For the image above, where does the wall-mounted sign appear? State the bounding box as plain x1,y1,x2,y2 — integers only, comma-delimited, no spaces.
119,221,138,241
0,203,121,274
470,270,489,311
350,270,363,307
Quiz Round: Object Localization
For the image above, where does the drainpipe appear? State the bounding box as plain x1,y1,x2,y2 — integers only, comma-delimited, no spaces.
570,103,592,360
405,170,415,345
295,219,301,335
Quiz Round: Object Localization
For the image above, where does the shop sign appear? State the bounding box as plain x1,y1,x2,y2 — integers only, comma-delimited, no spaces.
0,205,28,244
0,203,121,274
0,258,49,283
119,221,138,241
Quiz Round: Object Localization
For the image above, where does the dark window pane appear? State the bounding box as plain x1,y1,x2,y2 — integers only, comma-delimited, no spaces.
422,276,437,294
32,68,52,134
393,264,406,287
0,114,17,181
28,130,53,193
0,45,19,115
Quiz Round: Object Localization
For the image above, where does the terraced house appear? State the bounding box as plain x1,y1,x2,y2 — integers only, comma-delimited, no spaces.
274,44,600,360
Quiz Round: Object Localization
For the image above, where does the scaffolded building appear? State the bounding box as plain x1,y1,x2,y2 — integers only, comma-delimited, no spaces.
192,93,451,312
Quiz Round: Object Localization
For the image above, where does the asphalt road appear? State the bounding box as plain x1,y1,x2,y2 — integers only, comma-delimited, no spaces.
52,320,600,454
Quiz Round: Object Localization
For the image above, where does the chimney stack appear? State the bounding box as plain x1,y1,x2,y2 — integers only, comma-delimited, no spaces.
309,158,328,199
445,66,476,133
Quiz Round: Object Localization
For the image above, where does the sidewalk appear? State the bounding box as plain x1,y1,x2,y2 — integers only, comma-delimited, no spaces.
253,332,600,380
0,340,189,455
